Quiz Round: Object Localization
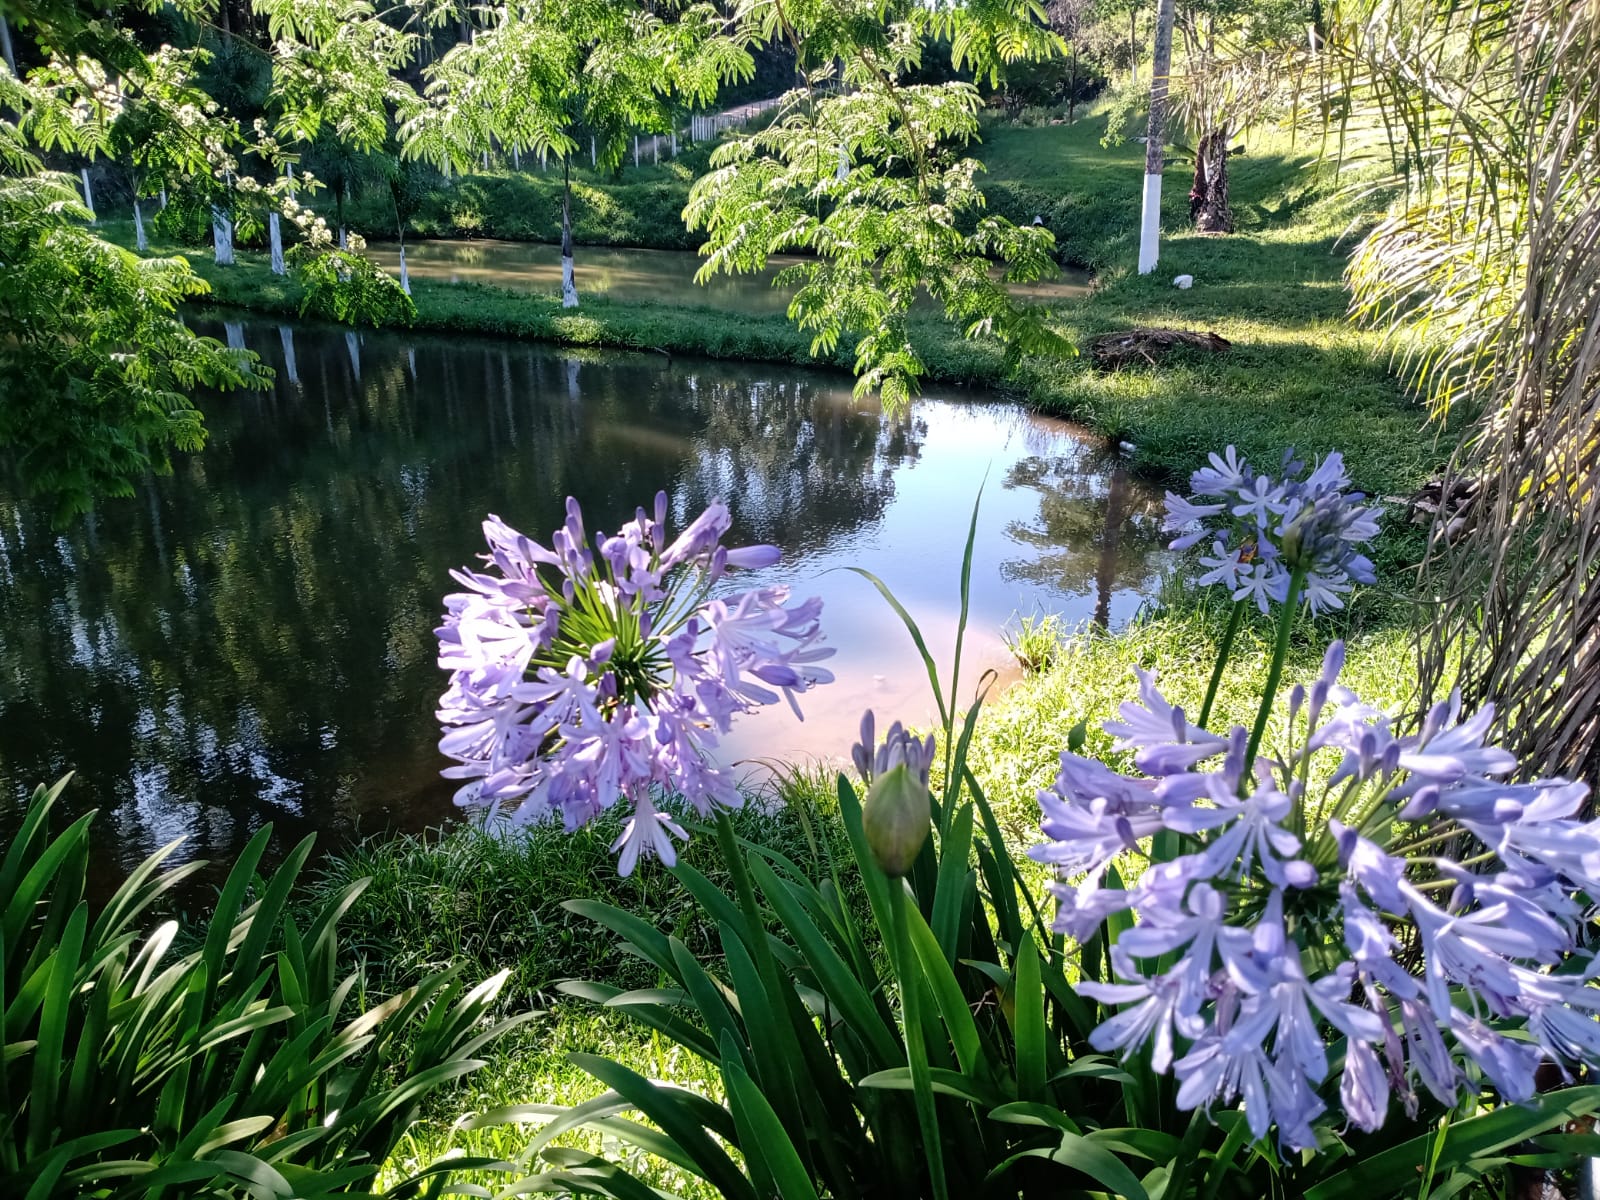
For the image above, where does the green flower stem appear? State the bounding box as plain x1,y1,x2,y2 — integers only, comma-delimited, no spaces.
885,878,948,1200
1198,598,1246,730
1244,567,1306,777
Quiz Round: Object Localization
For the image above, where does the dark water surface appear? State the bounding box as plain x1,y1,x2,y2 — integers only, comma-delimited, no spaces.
0,316,1166,884
364,239,1095,313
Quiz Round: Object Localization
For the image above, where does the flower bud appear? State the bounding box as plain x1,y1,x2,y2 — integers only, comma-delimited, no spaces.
862,763,931,878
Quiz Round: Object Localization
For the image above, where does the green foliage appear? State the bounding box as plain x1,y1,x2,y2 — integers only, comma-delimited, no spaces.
0,168,264,522
311,794,857,1009
687,31,1073,403
288,241,418,327
407,0,751,172
0,776,530,1197
1002,610,1066,673
338,169,700,249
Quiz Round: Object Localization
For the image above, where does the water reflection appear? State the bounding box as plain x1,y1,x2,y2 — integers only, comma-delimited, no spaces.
364,239,1095,314
0,316,1166,884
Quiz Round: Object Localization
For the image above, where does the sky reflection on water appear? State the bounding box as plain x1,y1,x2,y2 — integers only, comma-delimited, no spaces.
0,316,1167,883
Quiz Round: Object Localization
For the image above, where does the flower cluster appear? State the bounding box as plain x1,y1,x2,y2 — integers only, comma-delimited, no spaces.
1034,643,1600,1148
1164,446,1380,613
436,495,833,873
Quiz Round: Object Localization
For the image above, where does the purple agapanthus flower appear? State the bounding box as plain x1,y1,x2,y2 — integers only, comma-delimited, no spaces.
1035,637,1600,1149
436,494,832,873
1162,446,1379,614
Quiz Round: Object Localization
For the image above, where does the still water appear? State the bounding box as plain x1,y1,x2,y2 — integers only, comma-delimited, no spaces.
365,239,1095,313
0,316,1166,883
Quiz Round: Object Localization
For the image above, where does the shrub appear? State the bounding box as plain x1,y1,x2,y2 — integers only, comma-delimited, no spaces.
0,777,528,1198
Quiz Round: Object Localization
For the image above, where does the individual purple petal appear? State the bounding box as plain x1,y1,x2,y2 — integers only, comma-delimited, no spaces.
1449,1010,1540,1103
1341,1037,1388,1133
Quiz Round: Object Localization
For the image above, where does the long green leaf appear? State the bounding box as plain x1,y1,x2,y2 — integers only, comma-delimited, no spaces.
1009,935,1046,1102
569,1052,756,1200
721,1031,821,1200
1304,1087,1600,1200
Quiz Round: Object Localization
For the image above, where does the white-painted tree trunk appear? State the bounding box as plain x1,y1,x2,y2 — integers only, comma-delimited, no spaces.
652,137,659,165
561,160,578,308
224,322,245,351
0,14,16,76
279,325,300,386
633,136,639,167
398,243,411,295
80,169,95,221
670,131,677,156
133,199,147,252
212,206,235,265
285,162,295,193
482,150,490,170
590,137,596,167
1137,0,1175,274
159,187,168,209
837,145,849,181
268,212,285,275
338,225,348,250
1137,174,1163,274
511,146,521,170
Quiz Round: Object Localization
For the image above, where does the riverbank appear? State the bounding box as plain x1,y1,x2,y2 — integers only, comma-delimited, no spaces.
149,125,1433,501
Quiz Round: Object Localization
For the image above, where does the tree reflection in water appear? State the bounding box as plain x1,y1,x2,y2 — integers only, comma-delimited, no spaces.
1000,438,1169,629
0,317,1162,890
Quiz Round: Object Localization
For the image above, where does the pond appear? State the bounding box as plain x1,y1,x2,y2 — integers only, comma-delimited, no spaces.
364,239,1095,313
0,316,1168,886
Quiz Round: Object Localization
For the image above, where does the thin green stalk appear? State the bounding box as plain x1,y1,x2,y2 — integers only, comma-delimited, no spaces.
1244,568,1305,776
886,878,947,1200
1198,598,1246,729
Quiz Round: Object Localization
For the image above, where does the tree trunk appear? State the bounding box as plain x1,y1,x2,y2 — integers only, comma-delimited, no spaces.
212,205,234,265
1069,47,1078,123
1191,126,1233,233
399,241,411,295
0,14,16,76
1137,0,1175,274
1094,462,1130,629
269,211,285,274
80,168,95,220
561,159,578,308
133,198,147,252
279,324,300,387
1130,6,1138,85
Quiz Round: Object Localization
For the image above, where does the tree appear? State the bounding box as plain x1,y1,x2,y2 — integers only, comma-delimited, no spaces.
686,0,1069,405
1315,0,1600,784
409,0,750,308
1171,43,1278,232
1136,0,1173,272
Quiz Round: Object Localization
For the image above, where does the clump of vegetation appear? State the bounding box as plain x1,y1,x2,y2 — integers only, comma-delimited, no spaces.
1002,610,1066,673
314,777,853,1008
